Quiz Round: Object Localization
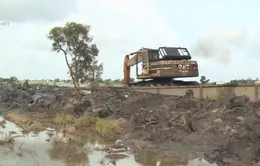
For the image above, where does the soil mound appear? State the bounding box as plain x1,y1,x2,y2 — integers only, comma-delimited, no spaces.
1,84,260,165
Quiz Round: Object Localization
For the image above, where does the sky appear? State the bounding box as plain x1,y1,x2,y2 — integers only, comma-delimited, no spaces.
0,0,260,82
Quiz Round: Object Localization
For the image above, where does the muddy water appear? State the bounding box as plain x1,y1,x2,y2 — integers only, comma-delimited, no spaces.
0,116,217,166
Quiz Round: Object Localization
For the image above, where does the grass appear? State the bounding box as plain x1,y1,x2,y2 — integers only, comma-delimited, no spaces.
158,156,188,165
53,113,75,125
63,124,76,133
4,112,44,133
201,96,220,102
1,109,128,144
4,112,28,125
52,113,119,140
95,118,127,139
53,113,77,133
95,118,115,139
53,113,127,140
4,111,127,141
74,115,96,128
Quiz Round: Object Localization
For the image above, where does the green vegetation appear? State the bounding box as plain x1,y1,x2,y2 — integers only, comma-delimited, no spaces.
201,96,220,102
75,115,96,128
4,112,44,133
53,114,121,140
229,78,259,84
0,19,134,88
0,77,134,86
47,22,103,89
200,76,210,85
199,76,259,85
95,118,116,139
53,113,75,125
0,75,257,87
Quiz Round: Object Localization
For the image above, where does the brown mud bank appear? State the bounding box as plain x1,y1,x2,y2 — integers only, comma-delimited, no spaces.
1,83,260,166
0,116,216,166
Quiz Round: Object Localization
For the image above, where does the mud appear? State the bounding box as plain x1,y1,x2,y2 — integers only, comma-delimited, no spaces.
1,83,260,166
0,116,214,166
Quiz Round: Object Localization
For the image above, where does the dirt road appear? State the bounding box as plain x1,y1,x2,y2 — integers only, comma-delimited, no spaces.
0,83,260,166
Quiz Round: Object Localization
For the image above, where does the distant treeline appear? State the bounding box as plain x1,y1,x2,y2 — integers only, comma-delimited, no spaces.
0,76,258,85
200,76,259,85
0,77,135,85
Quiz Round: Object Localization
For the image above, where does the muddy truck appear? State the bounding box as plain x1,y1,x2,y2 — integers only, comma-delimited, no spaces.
123,47,199,87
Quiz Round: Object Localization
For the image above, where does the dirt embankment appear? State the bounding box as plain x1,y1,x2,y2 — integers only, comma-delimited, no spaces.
0,83,260,166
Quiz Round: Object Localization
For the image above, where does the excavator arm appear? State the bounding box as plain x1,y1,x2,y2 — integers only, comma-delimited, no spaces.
123,50,144,86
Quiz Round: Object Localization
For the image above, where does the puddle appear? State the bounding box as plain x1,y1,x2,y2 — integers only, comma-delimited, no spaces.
0,116,217,166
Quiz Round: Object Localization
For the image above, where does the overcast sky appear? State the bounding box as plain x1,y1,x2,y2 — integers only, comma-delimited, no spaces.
0,0,260,82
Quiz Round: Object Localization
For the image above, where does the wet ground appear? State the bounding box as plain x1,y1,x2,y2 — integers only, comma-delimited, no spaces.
0,116,216,166
1,83,260,165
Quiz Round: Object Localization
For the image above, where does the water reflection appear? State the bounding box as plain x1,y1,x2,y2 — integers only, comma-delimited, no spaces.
48,142,89,166
0,116,217,166
134,150,158,166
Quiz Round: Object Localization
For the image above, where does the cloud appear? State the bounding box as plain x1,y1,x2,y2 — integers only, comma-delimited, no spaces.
0,0,177,80
243,18,260,57
68,0,178,79
0,21,68,79
0,0,77,22
1,0,259,82
81,0,178,50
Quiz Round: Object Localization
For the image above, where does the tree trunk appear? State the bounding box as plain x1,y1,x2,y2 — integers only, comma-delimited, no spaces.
64,54,79,90
74,56,80,88
92,68,95,81
74,77,80,88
